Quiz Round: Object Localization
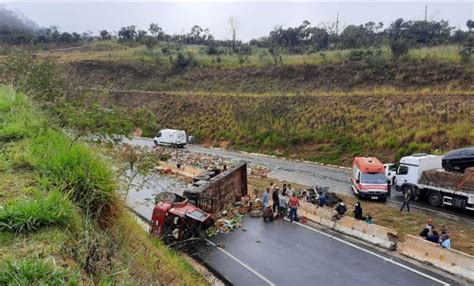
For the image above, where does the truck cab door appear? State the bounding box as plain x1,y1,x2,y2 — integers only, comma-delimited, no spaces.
396,165,409,187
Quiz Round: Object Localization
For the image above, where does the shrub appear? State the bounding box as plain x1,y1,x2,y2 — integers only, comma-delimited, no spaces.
390,39,410,59
0,190,75,233
0,258,77,286
27,130,118,219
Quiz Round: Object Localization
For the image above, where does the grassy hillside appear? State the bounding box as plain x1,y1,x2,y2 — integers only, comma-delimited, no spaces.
106,90,474,165
0,86,207,285
64,58,473,93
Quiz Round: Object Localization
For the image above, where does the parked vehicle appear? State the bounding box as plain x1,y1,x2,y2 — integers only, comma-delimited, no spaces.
384,163,397,185
351,157,388,201
153,129,187,147
395,154,474,210
442,147,474,172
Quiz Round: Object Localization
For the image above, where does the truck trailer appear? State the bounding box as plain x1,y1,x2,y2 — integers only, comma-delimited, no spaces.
395,154,474,211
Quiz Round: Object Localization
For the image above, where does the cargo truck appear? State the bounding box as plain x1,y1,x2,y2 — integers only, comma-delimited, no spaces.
395,154,474,210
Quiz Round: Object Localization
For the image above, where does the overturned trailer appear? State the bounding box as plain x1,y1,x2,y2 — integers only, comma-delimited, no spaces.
184,162,248,216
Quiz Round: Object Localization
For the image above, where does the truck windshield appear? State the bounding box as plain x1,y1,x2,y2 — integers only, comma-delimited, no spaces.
361,173,386,184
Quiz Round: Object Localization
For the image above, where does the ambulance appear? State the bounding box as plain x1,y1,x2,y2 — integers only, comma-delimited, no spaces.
351,157,388,201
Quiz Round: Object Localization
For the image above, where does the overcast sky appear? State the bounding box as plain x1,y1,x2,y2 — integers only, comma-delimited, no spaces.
3,1,473,40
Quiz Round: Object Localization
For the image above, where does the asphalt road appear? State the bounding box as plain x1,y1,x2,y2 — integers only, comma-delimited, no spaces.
127,189,457,286
126,137,474,223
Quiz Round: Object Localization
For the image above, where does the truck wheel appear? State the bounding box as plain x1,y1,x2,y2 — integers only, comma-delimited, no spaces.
428,191,442,207
155,191,176,203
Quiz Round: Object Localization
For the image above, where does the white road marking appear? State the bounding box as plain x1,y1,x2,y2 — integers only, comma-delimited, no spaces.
288,219,450,286
204,238,275,286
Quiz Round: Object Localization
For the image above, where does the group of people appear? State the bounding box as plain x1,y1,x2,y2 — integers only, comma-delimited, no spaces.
262,183,300,222
419,219,451,249
333,200,373,224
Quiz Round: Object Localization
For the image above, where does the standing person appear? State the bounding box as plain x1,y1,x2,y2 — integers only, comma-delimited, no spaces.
263,188,270,208
282,184,287,196
288,194,300,222
287,184,294,198
270,182,275,192
272,187,280,213
279,192,289,218
354,202,363,220
400,188,412,213
387,179,391,197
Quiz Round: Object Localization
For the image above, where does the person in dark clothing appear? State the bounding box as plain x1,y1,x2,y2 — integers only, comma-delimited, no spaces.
272,188,280,213
333,199,347,220
354,202,363,220
419,219,435,237
318,192,326,207
400,188,412,213
426,230,440,243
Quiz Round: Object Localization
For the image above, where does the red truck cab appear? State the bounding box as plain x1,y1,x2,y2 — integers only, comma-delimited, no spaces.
150,194,213,245
351,157,388,201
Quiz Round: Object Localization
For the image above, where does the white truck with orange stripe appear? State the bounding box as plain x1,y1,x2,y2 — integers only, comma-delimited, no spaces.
351,157,388,201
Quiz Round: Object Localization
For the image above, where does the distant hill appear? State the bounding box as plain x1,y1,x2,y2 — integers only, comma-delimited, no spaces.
0,5,40,33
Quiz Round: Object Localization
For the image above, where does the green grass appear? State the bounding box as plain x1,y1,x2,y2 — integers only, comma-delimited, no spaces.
36,40,470,67
0,85,207,285
0,258,78,286
0,86,46,141
27,130,118,219
0,190,76,233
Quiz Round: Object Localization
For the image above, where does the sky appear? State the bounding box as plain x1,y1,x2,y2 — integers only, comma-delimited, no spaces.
2,1,473,41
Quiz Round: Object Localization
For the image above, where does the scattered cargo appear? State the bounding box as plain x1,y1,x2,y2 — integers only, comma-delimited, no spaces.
150,163,248,245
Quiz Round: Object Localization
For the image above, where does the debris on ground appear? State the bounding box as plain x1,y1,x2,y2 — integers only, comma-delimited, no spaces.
256,239,262,243
249,165,270,178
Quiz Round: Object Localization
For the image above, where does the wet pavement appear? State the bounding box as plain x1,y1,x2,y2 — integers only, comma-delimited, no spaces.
122,170,457,286
125,137,474,224
191,217,455,286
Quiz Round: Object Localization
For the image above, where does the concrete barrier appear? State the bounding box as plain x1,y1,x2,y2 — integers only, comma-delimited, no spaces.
334,216,397,250
399,235,474,282
299,201,398,250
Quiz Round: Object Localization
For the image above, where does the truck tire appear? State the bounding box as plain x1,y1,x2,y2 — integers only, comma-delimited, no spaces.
427,191,442,207
155,191,176,204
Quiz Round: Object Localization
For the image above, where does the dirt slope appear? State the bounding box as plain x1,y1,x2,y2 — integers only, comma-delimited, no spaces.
65,60,474,93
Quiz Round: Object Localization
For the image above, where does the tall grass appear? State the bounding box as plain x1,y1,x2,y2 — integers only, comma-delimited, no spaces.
0,86,45,141
27,130,118,219
0,190,76,233
0,258,77,285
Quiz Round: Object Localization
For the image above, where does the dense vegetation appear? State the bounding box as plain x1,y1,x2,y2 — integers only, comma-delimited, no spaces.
0,86,206,284
103,90,474,165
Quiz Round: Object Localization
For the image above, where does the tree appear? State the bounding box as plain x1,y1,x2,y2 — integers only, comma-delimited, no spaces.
118,25,137,42
149,23,164,40
467,20,474,33
228,17,240,52
99,30,111,40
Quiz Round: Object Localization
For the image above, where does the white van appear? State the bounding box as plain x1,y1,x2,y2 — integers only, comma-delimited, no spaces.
153,129,187,147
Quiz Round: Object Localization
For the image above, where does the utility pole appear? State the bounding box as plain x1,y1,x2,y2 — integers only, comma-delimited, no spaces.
335,12,339,35
424,5,427,21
